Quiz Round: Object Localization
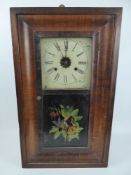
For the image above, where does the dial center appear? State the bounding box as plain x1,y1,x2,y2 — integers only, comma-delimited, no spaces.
60,57,71,68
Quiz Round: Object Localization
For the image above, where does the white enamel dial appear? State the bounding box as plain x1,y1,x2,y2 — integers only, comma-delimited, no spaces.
40,38,92,90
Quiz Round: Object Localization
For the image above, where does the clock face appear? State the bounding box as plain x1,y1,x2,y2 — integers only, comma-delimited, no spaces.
40,38,92,90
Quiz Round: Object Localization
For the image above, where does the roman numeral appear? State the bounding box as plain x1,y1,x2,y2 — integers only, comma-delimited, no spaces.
77,68,84,74
47,52,55,57
64,40,68,51
78,61,87,65
54,73,60,81
77,51,84,57
53,42,64,56
64,75,67,83
45,61,53,64
54,42,61,51
72,74,77,82
47,68,55,74
72,42,77,51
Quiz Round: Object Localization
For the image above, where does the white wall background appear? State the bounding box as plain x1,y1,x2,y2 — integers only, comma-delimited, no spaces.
0,0,131,175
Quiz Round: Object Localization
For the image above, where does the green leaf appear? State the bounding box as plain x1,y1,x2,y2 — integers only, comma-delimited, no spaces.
52,120,58,126
68,106,74,113
67,135,73,142
49,127,58,133
71,109,79,116
74,116,83,121
75,134,79,140
54,131,61,139
61,108,68,118
60,105,78,118
60,104,64,108
74,122,79,126
67,132,80,142
61,130,67,139
78,127,84,132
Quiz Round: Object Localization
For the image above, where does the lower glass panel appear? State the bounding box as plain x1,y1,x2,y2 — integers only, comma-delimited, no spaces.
39,92,90,148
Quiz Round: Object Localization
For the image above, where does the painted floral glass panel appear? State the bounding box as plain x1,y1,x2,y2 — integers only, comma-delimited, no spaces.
49,105,83,142
40,93,90,148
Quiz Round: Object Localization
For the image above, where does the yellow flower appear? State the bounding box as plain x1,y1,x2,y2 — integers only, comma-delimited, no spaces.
67,125,79,135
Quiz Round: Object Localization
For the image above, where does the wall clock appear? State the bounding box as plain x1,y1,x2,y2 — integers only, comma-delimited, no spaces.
10,7,122,168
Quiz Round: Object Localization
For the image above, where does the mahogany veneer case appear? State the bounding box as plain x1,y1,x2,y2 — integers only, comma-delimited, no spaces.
10,7,122,168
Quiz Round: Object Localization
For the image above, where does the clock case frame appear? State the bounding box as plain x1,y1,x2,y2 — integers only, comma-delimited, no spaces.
10,7,122,168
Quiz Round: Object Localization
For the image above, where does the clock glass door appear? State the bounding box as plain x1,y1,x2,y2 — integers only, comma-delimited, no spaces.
35,36,92,149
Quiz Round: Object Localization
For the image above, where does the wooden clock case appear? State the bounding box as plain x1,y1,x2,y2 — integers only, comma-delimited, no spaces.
10,7,122,168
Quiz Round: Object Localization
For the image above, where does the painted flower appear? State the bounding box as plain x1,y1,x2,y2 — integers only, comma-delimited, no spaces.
49,105,84,142
49,111,59,119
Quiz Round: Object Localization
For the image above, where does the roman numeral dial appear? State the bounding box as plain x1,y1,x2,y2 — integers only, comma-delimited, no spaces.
40,38,92,90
